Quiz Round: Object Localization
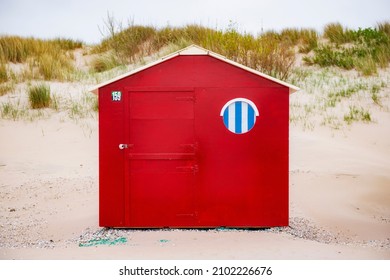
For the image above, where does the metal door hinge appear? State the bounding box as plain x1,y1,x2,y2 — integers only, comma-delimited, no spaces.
193,164,199,173
176,164,199,174
180,142,198,152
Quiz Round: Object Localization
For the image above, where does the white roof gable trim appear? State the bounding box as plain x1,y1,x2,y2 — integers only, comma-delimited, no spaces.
89,44,299,94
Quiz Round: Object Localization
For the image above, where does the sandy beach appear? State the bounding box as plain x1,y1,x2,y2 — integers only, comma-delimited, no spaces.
0,74,389,259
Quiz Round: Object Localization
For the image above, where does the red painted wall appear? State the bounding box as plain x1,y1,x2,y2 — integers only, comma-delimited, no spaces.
98,55,289,227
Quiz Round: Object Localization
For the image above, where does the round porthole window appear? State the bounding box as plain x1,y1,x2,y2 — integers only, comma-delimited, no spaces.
220,98,259,134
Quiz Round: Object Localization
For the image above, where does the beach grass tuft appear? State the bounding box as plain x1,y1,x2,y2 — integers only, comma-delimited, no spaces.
344,106,372,124
28,83,51,109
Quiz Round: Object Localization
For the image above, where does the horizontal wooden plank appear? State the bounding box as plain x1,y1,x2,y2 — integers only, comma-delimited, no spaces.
128,153,196,160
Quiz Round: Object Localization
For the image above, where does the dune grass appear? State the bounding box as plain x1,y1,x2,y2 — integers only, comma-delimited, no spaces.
28,83,51,109
280,28,318,53
91,19,390,79
305,22,390,75
377,22,390,37
93,20,388,79
37,52,75,80
288,65,389,130
344,106,371,124
0,101,23,120
68,91,98,121
0,36,82,63
94,21,304,79
0,54,16,96
0,56,8,82
90,52,121,73
323,23,355,44
0,36,82,81
0,82,15,96
2,21,387,82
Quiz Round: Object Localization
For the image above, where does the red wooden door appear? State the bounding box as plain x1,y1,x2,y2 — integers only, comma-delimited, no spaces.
125,89,197,227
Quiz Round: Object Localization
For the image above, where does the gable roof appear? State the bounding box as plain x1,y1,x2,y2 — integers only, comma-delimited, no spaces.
89,45,299,94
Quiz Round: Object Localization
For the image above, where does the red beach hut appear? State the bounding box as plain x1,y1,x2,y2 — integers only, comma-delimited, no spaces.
90,45,299,228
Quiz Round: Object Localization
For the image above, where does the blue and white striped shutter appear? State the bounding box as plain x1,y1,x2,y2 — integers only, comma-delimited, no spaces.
220,98,259,134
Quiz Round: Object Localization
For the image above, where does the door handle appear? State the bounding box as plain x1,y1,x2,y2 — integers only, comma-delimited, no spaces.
119,144,128,150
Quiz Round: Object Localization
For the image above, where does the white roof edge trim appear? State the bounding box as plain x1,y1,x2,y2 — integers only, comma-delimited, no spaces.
220,98,260,116
89,44,300,94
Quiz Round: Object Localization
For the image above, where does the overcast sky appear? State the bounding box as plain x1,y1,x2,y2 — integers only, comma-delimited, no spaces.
0,0,389,44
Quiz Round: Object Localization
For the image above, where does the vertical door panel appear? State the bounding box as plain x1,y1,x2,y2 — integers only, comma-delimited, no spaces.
126,90,197,227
